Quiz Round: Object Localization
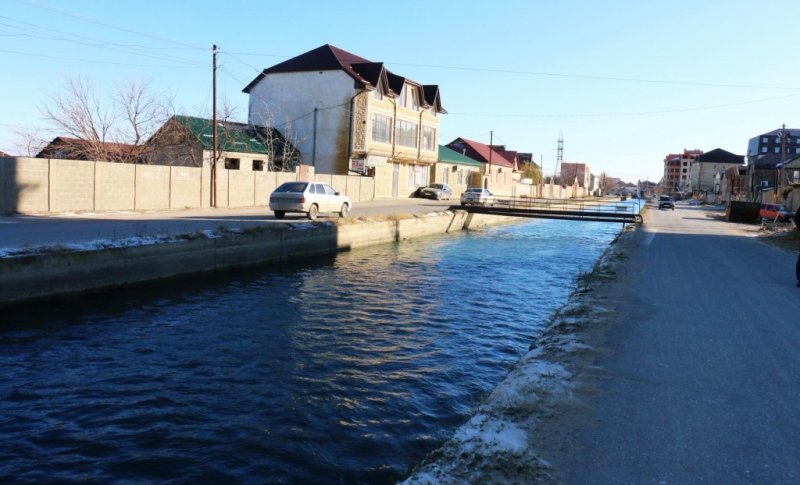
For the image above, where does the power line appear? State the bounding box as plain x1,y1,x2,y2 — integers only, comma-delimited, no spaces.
200,49,800,92
0,49,204,69
385,61,800,91
449,92,800,119
0,17,204,67
16,0,205,50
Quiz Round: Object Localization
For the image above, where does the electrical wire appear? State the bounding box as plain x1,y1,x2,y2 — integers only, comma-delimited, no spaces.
450,92,800,119
15,0,205,50
0,49,204,69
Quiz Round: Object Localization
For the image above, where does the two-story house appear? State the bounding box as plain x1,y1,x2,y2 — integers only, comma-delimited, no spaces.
689,148,744,196
243,44,446,198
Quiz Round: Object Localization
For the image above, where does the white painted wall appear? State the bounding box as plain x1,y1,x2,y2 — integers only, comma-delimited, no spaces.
248,71,357,174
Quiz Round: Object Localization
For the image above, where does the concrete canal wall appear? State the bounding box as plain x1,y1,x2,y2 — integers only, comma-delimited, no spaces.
0,210,512,307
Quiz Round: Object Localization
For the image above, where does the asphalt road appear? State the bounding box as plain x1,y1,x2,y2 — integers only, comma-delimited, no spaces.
0,198,454,250
555,203,800,483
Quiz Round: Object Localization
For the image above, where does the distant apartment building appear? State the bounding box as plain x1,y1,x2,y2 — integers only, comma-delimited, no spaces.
747,127,800,168
663,149,702,192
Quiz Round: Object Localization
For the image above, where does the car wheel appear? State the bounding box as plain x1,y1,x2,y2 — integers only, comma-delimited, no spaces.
274,210,286,219
308,204,319,220
340,203,349,218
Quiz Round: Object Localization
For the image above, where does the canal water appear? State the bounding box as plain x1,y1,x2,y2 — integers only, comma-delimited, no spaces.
0,205,636,483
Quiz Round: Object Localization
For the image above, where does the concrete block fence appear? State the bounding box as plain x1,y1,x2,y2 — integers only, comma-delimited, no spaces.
0,157,375,215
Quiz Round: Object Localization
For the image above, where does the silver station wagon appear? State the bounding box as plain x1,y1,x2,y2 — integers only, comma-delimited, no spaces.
269,181,352,220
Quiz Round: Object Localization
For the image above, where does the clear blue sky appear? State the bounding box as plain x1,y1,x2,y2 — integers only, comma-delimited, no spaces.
2,0,799,183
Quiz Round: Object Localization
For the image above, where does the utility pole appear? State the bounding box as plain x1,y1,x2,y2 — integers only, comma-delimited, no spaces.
212,44,219,208
488,131,493,188
311,107,318,167
778,123,787,200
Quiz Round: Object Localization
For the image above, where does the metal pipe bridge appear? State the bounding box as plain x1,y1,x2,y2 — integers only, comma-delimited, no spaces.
454,197,644,224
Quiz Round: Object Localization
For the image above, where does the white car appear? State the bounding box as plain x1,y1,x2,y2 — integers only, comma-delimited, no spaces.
460,188,495,206
269,181,351,220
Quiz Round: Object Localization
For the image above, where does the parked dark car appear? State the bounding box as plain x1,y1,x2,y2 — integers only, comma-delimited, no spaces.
658,195,675,210
415,183,452,200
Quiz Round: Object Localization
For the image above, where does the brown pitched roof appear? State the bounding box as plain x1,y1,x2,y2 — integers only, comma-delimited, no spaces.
244,44,371,93
36,137,145,162
446,138,516,169
242,44,446,113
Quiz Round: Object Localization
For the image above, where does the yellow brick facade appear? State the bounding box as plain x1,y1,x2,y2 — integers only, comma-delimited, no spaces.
351,85,442,198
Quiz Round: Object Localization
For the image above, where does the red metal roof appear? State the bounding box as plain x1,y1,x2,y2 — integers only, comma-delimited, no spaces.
446,138,516,168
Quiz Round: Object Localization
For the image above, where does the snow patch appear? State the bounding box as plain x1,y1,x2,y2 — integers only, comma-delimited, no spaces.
0,227,257,259
453,414,528,454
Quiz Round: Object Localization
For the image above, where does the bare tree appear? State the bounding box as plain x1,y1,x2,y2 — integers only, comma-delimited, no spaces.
116,80,173,147
39,77,173,163
598,172,615,196
12,127,49,157
249,104,305,172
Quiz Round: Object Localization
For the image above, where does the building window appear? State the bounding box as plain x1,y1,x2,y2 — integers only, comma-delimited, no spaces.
457,169,464,185
396,119,418,147
407,164,428,188
775,147,780,153
762,137,769,143
371,113,392,143
252,159,264,171
225,158,240,170
422,126,436,152
443,167,449,184
373,87,382,100
410,89,419,112
398,85,407,108
761,147,768,153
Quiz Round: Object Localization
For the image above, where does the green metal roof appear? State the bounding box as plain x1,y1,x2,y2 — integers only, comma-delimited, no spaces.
438,144,483,167
173,115,271,155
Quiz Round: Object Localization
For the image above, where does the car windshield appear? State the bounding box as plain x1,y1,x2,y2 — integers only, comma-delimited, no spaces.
274,182,308,193
429,184,445,189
